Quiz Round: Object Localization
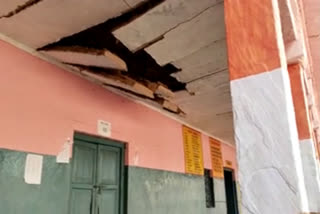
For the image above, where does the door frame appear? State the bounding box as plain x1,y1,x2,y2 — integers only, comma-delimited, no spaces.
223,168,239,214
71,132,126,214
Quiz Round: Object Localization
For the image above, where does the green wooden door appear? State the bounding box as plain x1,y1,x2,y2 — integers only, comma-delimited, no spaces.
96,145,121,214
70,136,124,214
70,142,97,214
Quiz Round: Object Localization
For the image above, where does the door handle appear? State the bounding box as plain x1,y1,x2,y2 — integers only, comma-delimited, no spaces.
94,185,102,194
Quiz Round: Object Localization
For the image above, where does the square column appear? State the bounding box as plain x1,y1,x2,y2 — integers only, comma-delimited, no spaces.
289,64,320,212
224,0,309,213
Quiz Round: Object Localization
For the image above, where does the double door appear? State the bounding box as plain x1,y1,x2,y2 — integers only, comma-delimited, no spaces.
70,136,124,214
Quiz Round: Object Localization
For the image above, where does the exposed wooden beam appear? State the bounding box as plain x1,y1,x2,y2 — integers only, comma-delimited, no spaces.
162,99,179,112
41,47,127,71
146,81,175,99
155,98,184,115
81,70,154,99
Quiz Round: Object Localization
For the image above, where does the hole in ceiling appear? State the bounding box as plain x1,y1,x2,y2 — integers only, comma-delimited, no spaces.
39,0,187,115
40,0,185,92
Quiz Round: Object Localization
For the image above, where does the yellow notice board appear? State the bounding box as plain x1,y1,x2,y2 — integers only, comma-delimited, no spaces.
210,138,224,178
182,126,204,175
225,160,233,168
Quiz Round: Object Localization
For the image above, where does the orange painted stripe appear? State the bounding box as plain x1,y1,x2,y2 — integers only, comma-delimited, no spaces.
288,64,312,140
224,0,281,80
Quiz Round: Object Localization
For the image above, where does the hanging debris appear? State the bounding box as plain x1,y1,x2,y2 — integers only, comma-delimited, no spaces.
74,67,154,99
40,46,127,71
145,81,175,99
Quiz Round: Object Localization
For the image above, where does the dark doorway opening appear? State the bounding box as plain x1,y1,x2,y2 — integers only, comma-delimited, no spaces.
224,169,239,214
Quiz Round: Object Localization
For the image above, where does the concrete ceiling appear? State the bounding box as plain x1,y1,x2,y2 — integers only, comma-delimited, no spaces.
0,0,29,16
112,0,233,142
0,0,234,144
0,0,138,48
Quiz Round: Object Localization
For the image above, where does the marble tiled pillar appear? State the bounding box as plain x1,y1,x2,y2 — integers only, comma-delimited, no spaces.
288,64,320,212
224,0,309,213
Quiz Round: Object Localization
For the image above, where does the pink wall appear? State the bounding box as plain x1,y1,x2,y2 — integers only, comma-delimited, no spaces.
302,0,320,109
0,39,237,175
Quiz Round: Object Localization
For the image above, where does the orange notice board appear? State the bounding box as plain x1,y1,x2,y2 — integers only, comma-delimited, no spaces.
182,126,204,176
210,138,224,178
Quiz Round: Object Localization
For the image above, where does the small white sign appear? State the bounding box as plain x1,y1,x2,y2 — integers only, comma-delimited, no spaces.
24,154,43,185
56,139,72,163
97,120,112,137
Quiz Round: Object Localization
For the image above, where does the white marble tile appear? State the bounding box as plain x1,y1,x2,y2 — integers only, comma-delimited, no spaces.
236,181,242,214
230,68,309,213
300,139,320,212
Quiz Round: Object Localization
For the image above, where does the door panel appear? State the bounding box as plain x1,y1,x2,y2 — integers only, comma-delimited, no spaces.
96,145,121,214
70,135,123,214
72,143,97,185
70,189,93,214
97,189,118,214
97,145,120,186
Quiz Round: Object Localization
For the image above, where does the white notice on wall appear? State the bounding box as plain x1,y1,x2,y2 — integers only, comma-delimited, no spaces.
56,139,72,163
24,154,43,185
97,120,112,137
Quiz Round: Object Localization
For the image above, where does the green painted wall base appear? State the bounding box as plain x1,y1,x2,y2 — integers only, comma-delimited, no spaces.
0,149,222,214
126,166,207,214
0,149,71,214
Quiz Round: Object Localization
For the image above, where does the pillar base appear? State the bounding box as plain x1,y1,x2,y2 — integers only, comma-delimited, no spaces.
231,68,309,213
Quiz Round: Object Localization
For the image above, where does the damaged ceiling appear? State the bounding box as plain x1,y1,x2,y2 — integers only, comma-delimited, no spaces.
0,0,234,143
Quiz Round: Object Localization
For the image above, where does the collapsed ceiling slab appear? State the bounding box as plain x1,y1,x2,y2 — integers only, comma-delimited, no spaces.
103,84,185,116
40,47,128,71
113,0,223,52
76,67,154,99
38,6,186,92
185,69,230,94
174,86,231,116
145,2,225,66
110,0,232,142
175,93,232,117
145,81,175,99
171,39,228,83
0,0,234,143
70,65,184,115
0,0,138,48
